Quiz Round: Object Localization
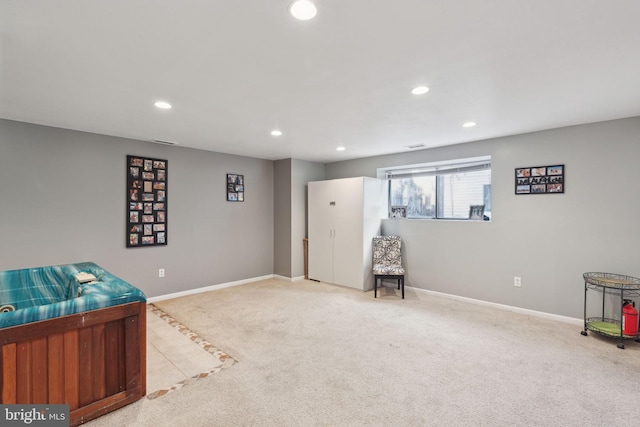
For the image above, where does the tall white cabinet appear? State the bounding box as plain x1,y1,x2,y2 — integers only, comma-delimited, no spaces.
308,177,387,291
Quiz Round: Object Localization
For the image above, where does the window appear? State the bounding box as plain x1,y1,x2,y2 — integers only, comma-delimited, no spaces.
382,156,491,220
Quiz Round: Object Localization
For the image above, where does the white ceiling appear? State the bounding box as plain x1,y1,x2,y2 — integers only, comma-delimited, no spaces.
2,1,640,163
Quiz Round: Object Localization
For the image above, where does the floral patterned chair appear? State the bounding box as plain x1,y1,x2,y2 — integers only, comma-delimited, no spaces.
372,236,405,299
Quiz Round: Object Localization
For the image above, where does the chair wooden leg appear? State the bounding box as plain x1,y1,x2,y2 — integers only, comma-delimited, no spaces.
374,277,377,298
401,277,405,299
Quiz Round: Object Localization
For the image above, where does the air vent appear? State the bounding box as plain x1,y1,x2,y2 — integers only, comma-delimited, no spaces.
151,139,178,146
405,144,426,150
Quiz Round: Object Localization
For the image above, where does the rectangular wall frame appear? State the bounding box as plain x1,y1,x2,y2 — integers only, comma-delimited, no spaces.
127,155,168,247
515,164,564,195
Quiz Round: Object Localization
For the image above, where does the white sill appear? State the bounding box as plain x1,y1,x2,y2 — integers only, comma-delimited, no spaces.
387,217,491,222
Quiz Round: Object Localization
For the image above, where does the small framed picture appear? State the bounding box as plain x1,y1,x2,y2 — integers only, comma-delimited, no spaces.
390,206,407,219
531,184,546,193
548,183,563,193
531,167,546,176
468,205,485,220
227,174,244,202
547,165,563,175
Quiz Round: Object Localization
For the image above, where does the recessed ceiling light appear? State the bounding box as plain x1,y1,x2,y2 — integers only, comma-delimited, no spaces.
336,146,346,151
271,130,283,136
154,101,172,109
411,86,429,95
289,0,317,20
463,122,477,128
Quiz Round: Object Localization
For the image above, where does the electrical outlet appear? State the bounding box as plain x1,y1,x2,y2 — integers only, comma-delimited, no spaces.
159,268,165,278
514,276,521,287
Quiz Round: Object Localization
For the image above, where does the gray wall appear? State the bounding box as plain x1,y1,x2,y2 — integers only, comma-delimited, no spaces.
4,116,639,318
273,158,325,279
325,117,640,319
273,159,292,277
0,119,274,299
291,159,325,278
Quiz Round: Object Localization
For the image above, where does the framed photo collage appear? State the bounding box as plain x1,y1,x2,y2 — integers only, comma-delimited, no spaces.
515,164,564,195
127,155,168,247
227,173,244,202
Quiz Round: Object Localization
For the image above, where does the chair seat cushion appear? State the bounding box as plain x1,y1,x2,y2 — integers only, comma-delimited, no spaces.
373,264,405,275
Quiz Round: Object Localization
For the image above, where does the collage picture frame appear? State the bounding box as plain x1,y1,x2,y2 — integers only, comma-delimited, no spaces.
127,155,168,247
515,164,564,195
227,173,244,202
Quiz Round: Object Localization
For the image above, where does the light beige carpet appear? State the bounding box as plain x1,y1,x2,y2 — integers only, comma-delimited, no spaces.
86,278,640,427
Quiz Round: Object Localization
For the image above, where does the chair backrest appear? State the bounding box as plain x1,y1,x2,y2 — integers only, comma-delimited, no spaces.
468,204,485,220
372,236,402,267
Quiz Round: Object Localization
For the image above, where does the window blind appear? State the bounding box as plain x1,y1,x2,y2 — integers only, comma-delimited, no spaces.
384,157,491,180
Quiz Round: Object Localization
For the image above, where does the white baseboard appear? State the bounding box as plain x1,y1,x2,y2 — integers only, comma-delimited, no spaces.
409,286,583,326
147,274,274,303
272,274,306,282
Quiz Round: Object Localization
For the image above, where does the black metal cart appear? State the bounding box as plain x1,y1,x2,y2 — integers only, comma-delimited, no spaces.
581,272,640,349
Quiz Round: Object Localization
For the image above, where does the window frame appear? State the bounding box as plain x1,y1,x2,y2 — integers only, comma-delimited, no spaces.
378,156,492,221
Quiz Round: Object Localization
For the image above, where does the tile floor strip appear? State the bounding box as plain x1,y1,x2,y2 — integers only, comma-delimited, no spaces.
146,303,237,400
